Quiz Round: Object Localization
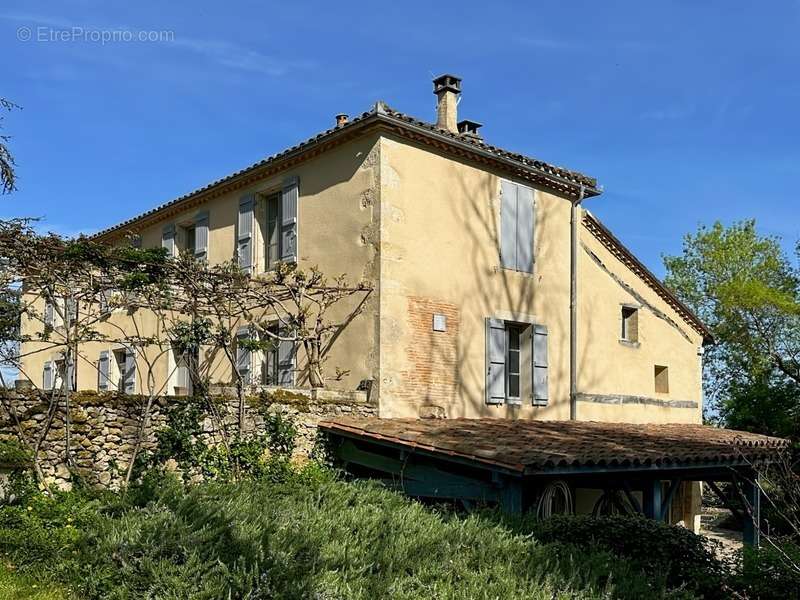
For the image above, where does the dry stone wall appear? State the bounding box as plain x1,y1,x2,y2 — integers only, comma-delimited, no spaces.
0,387,375,490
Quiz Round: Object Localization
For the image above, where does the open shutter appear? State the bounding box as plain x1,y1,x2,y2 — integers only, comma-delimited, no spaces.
194,211,209,260
532,324,549,405
98,351,110,391
176,354,190,391
277,330,295,386
517,185,534,273
485,318,506,404
66,359,75,392
43,361,53,390
66,298,77,324
500,180,517,269
238,195,254,273
236,327,252,384
44,301,54,327
280,177,298,263
162,224,176,257
123,349,136,394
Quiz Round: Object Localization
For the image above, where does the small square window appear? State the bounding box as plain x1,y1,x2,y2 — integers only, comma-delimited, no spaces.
654,365,669,394
621,306,638,343
432,314,447,332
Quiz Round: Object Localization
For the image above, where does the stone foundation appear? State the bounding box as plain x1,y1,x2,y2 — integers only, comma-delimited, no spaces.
0,387,376,490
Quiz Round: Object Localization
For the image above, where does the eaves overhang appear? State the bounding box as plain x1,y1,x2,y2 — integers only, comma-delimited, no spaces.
92,103,600,243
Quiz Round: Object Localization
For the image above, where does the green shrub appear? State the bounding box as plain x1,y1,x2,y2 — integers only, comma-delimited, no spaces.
1,468,683,599
510,514,728,598
0,439,32,468
732,540,800,600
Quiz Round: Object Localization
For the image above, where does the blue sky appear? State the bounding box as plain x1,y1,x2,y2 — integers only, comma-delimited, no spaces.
2,1,799,276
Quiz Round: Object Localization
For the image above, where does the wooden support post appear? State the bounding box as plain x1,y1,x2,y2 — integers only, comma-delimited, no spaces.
642,479,663,521
741,473,761,547
659,478,683,521
494,473,524,514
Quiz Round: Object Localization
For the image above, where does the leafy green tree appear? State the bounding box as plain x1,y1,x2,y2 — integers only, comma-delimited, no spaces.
0,98,19,194
663,220,800,437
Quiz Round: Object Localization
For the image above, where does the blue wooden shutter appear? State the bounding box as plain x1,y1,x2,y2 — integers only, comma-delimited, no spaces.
517,185,534,273
532,324,549,405
123,349,136,394
277,330,295,386
162,224,176,257
66,298,77,323
280,177,298,263
500,181,517,269
43,361,53,390
98,351,110,391
194,211,209,260
236,327,251,384
238,195,254,273
485,318,506,404
66,359,75,392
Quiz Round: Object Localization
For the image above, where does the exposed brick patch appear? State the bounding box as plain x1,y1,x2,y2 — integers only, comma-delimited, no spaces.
396,296,460,416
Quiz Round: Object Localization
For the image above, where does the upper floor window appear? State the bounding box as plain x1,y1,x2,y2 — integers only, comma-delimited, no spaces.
500,180,535,273
237,176,298,275
264,192,281,270
621,306,639,343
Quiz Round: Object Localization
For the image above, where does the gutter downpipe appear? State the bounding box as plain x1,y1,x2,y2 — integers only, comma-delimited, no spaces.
570,184,585,421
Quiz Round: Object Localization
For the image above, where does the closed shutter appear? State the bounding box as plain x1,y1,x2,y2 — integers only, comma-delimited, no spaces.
280,177,298,263
123,349,136,394
162,224,176,257
98,351,110,391
44,301,54,327
485,318,506,404
277,330,295,386
517,185,534,273
194,211,209,260
500,181,517,269
238,195,255,273
43,361,53,390
532,324,549,405
236,327,251,384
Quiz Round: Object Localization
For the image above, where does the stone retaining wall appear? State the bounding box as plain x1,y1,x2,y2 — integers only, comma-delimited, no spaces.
0,387,376,490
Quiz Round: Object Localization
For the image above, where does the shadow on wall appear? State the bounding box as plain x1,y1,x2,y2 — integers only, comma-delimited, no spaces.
406,148,602,419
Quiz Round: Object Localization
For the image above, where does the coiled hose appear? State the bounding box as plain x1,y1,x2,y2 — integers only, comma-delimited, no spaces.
536,480,574,519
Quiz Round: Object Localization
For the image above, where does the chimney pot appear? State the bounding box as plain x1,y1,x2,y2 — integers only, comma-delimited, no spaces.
432,73,462,133
335,113,349,127
457,119,483,140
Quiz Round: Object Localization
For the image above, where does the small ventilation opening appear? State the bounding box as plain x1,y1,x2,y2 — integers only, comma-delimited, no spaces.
654,365,669,394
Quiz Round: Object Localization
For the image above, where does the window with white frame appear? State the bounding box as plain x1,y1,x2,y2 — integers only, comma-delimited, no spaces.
486,318,548,406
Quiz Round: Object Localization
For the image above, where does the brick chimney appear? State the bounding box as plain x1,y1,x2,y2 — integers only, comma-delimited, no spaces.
433,74,461,133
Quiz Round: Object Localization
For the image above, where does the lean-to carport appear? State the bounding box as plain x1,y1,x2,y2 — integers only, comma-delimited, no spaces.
319,418,789,547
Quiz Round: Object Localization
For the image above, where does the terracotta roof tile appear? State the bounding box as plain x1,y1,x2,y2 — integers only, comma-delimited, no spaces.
92,102,598,240
320,417,788,475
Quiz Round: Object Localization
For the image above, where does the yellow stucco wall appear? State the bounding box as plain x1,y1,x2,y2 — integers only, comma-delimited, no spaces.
19,130,703,427
376,135,703,423
19,134,382,395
